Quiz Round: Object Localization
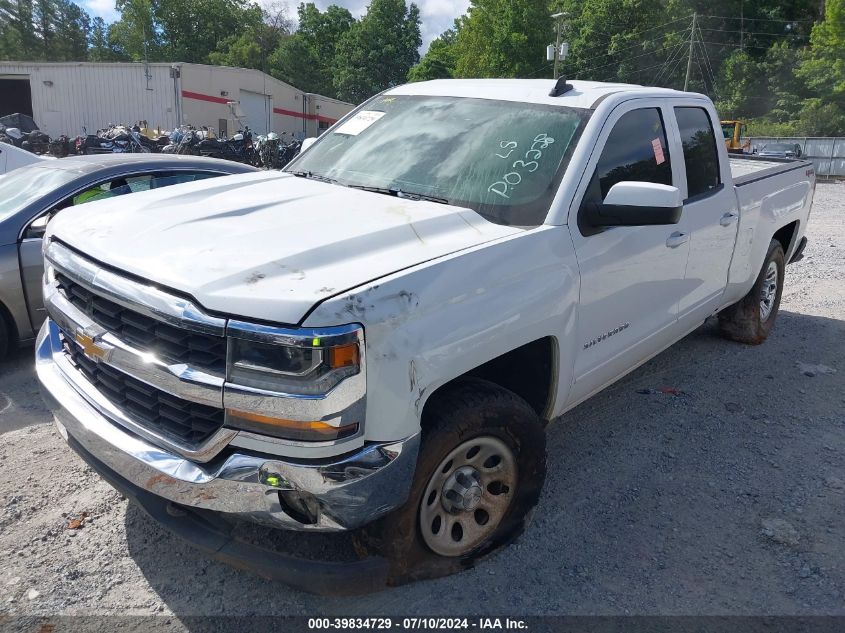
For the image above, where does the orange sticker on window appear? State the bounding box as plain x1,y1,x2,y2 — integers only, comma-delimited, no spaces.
652,138,665,165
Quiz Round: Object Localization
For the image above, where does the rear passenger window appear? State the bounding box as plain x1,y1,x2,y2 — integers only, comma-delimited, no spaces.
675,107,721,198
590,108,672,201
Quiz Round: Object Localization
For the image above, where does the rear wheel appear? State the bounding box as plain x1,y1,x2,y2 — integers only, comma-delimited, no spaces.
719,239,785,345
355,378,546,585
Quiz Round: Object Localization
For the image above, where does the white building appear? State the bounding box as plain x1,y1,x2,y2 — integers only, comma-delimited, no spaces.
0,61,354,139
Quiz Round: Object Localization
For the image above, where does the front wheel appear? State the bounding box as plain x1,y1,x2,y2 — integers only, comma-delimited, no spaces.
355,378,546,585
719,239,785,345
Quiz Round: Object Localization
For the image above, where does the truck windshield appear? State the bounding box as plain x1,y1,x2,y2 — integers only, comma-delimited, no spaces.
0,164,79,224
286,95,590,226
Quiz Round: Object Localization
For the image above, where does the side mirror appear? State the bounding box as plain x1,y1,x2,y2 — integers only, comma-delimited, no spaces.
301,137,318,152
584,182,682,228
25,214,50,240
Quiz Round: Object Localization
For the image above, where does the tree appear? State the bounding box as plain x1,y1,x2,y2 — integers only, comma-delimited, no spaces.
798,0,845,103
266,2,354,97
209,3,292,70
0,0,39,59
268,34,323,92
448,0,553,78
408,27,457,81
108,0,159,61
333,0,421,103
88,16,124,61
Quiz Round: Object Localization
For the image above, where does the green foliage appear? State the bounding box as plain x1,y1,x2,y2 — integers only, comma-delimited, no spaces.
408,28,456,81
449,0,553,78
209,5,292,71
0,0,843,132
265,2,354,97
797,0,845,103
332,0,421,103
268,34,323,93
1,0,92,60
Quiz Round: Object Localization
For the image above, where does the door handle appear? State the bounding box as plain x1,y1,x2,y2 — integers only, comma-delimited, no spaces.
666,231,690,248
720,212,739,226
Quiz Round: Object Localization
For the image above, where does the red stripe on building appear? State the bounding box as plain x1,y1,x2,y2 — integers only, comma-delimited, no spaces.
181,90,231,105
181,91,340,125
273,106,337,125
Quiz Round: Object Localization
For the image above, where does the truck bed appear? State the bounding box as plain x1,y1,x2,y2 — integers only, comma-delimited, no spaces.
729,154,811,186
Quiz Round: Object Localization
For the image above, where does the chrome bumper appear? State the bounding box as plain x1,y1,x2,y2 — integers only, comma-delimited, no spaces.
37,320,419,531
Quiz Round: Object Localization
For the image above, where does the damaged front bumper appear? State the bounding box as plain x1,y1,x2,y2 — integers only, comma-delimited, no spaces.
36,319,420,533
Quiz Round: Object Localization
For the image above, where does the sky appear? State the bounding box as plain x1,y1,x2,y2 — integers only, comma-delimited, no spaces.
77,0,471,53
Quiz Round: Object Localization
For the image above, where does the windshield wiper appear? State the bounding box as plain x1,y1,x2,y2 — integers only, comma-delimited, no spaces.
289,170,337,184
347,184,449,205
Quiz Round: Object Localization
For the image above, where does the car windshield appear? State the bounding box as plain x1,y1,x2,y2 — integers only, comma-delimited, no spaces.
0,165,79,224
721,124,735,139
286,95,590,226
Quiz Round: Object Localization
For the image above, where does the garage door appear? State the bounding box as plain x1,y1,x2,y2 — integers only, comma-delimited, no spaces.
239,90,271,135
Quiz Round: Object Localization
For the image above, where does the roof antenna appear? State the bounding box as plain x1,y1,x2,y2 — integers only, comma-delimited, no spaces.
549,76,574,97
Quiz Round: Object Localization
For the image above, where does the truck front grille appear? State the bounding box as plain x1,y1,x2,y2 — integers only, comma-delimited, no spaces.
55,272,226,375
62,335,225,445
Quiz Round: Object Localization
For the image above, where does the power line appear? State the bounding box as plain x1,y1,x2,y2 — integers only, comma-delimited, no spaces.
699,26,808,38
577,30,691,78
699,39,798,50
654,35,692,85
698,14,815,23
575,13,694,50
573,27,691,75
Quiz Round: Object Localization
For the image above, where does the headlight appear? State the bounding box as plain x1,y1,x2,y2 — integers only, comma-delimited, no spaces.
225,322,363,443
227,337,359,395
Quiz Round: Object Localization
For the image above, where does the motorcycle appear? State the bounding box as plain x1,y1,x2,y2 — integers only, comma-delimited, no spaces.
278,137,302,168
255,132,281,169
76,125,151,154
197,127,256,165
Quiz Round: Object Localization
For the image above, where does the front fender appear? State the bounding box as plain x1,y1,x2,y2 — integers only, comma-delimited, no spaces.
303,225,580,442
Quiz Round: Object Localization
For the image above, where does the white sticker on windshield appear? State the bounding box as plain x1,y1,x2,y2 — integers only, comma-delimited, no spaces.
334,110,386,136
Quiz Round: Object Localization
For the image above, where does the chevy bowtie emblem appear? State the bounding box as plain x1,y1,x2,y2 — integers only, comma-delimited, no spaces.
75,330,112,362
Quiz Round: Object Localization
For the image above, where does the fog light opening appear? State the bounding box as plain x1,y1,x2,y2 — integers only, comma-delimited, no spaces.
278,490,320,525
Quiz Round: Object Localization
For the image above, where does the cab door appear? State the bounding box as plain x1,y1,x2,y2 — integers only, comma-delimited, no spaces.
566,101,691,405
670,104,739,324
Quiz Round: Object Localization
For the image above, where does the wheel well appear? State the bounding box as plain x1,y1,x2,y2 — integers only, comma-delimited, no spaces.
773,221,799,256
423,337,556,421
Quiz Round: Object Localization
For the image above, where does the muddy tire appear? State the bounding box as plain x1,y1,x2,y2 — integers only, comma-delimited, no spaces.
719,239,785,345
355,378,546,585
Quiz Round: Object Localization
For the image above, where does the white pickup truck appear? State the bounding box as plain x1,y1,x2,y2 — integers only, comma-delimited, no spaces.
37,79,813,593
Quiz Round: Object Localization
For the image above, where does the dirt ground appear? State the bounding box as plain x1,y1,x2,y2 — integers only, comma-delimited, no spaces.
0,183,843,620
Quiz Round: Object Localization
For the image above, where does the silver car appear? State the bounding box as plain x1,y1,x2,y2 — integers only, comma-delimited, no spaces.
0,154,257,359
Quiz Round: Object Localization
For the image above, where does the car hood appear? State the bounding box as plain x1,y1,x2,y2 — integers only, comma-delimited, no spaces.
47,171,521,324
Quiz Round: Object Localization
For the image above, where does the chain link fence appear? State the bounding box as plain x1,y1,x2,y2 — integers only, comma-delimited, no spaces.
748,137,845,179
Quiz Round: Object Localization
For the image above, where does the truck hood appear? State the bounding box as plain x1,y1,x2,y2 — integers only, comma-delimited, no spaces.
48,171,520,324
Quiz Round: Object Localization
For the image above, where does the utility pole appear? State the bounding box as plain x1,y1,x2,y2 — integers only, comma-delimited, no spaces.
740,0,744,51
684,12,697,92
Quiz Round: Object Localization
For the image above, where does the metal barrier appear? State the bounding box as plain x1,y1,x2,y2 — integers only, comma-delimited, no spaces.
748,137,845,179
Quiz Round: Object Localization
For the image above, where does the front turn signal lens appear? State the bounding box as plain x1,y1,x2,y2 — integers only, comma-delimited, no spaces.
328,343,359,369
226,408,359,442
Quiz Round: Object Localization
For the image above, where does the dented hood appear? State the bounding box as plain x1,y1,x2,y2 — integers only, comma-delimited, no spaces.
47,171,520,324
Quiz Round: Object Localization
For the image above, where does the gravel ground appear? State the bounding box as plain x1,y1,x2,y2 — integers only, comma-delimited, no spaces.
0,183,843,620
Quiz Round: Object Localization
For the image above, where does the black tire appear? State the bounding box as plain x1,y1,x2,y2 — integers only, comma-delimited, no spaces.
355,378,546,585
0,315,9,361
719,239,785,345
